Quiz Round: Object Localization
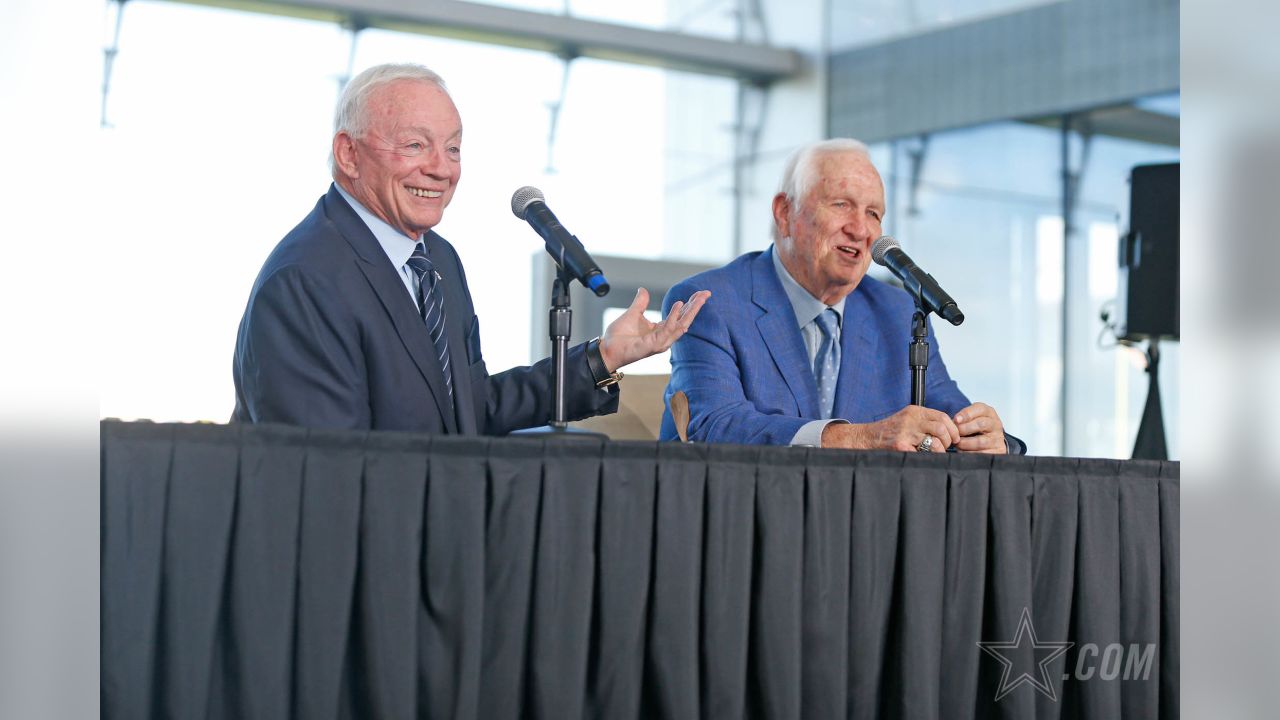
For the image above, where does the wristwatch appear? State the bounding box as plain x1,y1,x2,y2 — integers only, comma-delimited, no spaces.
586,337,624,389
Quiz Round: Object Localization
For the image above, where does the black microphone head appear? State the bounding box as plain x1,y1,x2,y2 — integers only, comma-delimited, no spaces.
870,235,899,266
511,186,545,220
941,304,965,326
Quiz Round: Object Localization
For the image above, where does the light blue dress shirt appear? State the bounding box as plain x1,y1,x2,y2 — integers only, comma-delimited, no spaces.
334,183,424,311
768,246,850,447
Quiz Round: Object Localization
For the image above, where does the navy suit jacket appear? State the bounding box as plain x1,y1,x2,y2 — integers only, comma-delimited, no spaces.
659,249,1024,452
233,184,617,433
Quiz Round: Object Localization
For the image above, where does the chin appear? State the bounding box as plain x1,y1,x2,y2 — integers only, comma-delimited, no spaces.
411,215,443,233
838,272,867,292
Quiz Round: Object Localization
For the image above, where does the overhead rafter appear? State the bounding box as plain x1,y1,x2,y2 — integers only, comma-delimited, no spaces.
166,0,803,83
1021,105,1179,148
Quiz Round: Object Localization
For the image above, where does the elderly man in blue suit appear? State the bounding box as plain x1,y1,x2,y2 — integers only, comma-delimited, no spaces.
233,63,708,433
660,138,1022,454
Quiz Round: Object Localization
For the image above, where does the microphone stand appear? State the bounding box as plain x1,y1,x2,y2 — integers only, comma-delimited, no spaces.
549,269,571,428
904,285,987,452
512,264,606,439
909,301,929,406
909,299,950,452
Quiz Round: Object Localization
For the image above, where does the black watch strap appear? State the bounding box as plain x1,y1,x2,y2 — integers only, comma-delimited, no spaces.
586,338,624,389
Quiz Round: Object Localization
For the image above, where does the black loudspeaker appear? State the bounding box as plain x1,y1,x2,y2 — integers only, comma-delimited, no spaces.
1116,162,1179,341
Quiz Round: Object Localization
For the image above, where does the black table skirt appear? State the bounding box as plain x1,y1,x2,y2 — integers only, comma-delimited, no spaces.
101,421,1178,719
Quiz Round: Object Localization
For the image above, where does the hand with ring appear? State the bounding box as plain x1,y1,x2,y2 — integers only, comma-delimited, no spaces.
819,404,959,451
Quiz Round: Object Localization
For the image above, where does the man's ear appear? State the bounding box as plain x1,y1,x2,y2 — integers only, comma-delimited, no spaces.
771,193,792,239
332,132,359,179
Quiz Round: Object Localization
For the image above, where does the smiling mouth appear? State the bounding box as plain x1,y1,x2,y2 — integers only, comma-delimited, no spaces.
407,186,444,198
836,245,861,258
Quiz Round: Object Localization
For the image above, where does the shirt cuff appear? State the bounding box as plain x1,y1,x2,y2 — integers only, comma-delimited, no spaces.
1004,433,1027,455
790,419,848,448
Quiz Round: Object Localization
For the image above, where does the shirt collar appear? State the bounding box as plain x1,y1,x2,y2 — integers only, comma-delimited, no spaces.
334,182,422,268
769,244,844,330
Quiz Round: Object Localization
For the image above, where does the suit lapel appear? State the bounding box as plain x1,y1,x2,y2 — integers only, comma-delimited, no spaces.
323,186,457,433
425,233,480,435
751,251,819,418
831,288,880,422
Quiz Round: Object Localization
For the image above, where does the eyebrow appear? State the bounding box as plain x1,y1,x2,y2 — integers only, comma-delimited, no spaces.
395,125,462,142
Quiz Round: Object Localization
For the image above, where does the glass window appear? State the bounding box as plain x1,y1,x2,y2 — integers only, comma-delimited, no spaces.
99,1,348,423
872,109,1178,458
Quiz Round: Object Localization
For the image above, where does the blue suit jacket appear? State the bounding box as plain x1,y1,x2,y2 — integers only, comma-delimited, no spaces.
232,184,617,433
660,249,1014,448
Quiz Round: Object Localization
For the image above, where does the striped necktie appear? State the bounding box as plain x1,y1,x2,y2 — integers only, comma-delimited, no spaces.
405,243,453,407
813,308,840,420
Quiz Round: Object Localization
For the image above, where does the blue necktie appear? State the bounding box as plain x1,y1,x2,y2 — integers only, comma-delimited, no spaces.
405,243,453,408
813,308,840,420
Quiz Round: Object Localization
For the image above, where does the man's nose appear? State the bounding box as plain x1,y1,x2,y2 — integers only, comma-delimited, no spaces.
843,213,871,240
417,146,449,176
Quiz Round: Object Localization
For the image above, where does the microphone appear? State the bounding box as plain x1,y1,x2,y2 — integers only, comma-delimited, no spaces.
511,186,610,297
870,235,964,326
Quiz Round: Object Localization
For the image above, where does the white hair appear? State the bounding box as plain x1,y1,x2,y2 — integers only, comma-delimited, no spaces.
329,63,451,177
772,138,872,241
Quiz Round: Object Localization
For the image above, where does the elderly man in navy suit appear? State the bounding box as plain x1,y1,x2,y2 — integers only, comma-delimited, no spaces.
233,63,708,434
660,138,1022,454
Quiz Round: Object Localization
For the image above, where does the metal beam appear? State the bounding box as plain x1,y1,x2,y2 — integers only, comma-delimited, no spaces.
166,0,803,83
829,0,1178,143
1022,105,1179,148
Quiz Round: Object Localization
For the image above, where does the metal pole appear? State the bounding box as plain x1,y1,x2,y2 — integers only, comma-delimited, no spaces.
909,308,929,406
1059,114,1072,456
548,273,571,428
732,81,745,256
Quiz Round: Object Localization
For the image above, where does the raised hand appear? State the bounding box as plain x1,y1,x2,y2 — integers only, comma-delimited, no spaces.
598,288,711,371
